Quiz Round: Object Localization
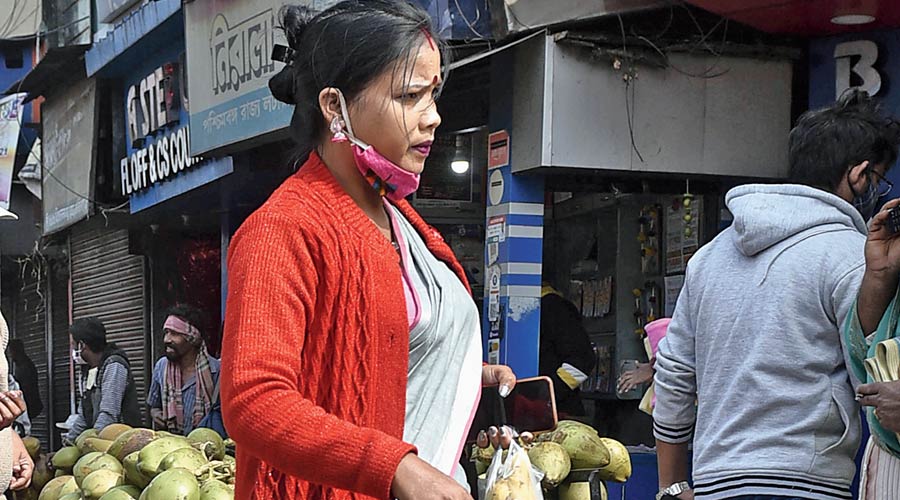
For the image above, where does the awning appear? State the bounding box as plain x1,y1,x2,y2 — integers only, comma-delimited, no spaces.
85,0,181,77
4,45,89,101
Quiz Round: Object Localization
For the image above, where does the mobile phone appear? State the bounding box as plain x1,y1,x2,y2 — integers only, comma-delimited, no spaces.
466,376,558,443
887,206,900,235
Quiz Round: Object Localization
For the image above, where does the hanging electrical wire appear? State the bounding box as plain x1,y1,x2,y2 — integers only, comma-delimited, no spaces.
617,14,645,165
452,0,487,40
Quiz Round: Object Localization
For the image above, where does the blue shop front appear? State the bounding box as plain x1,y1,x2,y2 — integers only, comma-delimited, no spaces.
479,31,795,499
85,0,266,357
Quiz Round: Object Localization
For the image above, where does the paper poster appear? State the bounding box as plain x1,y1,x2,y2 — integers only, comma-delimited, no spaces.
487,216,506,243
666,197,703,274
488,265,501,321
488,339,501,365
488,130,509,169
664,275,685,317
487,242,499,266
0,93,25,209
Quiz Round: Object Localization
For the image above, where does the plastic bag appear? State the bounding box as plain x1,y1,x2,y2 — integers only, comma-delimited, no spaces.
483,440,544,500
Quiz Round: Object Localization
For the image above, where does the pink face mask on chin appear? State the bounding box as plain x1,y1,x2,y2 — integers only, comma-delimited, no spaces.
332,90,421,202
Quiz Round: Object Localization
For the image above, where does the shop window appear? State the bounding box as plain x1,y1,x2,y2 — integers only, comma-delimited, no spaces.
3,48,23,69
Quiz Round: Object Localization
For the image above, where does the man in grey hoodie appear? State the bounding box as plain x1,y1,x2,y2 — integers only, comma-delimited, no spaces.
653,90,900,500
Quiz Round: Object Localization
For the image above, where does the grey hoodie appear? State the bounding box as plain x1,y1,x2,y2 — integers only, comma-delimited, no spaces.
654,184,866,500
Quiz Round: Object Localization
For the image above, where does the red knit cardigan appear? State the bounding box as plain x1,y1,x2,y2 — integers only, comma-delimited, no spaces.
221,152,472,500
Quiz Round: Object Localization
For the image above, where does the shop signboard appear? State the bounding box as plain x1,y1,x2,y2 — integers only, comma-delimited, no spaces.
122,43,233,213
96,0,142,23
185,0,492,155
184,0,291,156
0,94,25,210
42,79,96,234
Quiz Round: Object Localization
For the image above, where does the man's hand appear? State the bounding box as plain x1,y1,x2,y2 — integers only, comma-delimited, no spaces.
866,198,900,276
150,408,166,430
858,381,900,433
9,432,33,491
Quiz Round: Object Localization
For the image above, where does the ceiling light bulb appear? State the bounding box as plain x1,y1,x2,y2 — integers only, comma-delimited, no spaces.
451,160,470,174
831,14,876,25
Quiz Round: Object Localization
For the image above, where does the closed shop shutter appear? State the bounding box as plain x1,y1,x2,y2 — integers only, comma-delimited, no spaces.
50,266,70,450
70,229,147,424
12,262,49,445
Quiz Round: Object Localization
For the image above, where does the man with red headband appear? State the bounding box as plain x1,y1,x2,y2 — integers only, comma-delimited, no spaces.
147,304,220,436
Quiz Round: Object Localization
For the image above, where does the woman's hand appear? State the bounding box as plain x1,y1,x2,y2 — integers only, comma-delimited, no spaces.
482,365,516,397
9,432,33,491
617,362,654,393
392,453,472,500
866,198,900,276
0,391,26,431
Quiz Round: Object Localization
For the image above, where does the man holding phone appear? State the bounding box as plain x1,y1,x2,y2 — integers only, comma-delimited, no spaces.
654,90,900,500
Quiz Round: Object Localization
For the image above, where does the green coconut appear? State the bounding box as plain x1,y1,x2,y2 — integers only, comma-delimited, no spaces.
528,441,571,488
137,437,192,477
32,454,53,491
199,479,234,500
158,448,208,474
50,446,81,471
123,452,151,490
142,468,200,500
187,428,225,461
76,429,100,454
108,429,157,463
99,485,142,500
81,468,124,499
536,422,610,470
37,475,78,500
73,452,122,488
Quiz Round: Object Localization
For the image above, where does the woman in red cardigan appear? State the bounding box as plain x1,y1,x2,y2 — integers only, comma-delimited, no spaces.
221,1,516,499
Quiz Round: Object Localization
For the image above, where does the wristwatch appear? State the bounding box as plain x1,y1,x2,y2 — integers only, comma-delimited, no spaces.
656,481,690,500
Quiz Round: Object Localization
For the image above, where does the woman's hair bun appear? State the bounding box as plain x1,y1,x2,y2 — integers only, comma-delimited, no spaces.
279,5,316,51
269,5,317,105
269,67,296,105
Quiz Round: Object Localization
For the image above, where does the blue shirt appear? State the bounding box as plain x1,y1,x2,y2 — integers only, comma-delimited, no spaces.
147,356,221,435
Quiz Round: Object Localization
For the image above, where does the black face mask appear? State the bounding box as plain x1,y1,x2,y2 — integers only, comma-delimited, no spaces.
850,170,881,221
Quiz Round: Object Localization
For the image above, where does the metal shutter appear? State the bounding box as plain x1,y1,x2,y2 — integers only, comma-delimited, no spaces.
12,262,49,445
50,266,70,450
70,229,147,424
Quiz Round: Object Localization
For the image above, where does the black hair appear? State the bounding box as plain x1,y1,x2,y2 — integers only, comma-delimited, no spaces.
70,317,108,352
7,339,25,357
165,303,205,336
789,89,900,191
269,0,447,158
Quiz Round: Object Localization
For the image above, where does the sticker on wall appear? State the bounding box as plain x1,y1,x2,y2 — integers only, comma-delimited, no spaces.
487,216,506,242
489,170,505,206
487,242,499,266
488,130,509,169
489,320,501,339
489,265,501,293
488,339,501,365
488,264,501,321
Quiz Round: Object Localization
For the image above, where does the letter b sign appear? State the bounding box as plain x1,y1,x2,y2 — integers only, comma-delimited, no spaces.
834,40,882,98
